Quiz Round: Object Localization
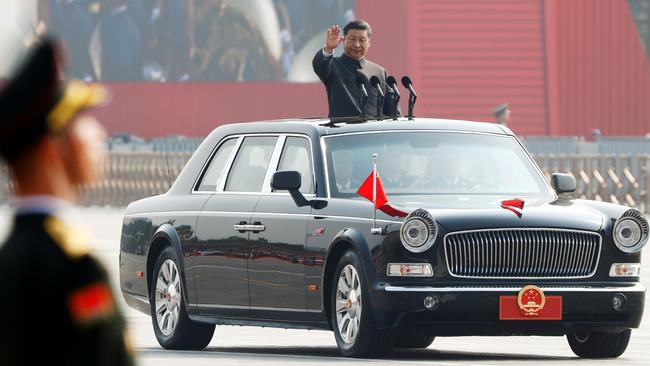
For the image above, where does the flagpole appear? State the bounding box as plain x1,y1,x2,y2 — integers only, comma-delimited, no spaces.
371,153,381,235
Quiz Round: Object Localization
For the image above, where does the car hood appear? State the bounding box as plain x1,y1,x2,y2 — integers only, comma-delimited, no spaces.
389,195,604,232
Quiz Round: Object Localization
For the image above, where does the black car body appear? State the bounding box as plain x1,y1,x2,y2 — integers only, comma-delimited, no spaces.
120,118,646,357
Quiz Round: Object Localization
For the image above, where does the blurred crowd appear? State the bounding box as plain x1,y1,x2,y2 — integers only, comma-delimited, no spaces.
39,0,355,82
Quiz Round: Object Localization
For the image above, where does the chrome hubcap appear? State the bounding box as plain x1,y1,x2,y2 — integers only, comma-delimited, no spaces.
335,264,362,344
155,259,181,336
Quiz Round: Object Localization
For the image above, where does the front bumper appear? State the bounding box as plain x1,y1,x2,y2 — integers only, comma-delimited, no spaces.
371,283,645,335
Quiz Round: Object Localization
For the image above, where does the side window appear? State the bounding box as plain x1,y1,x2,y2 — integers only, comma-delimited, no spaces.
276,137,313,194
196,138,237,191
225,136,278,192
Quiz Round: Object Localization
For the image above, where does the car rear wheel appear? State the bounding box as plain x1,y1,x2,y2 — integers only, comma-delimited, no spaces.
331,249,395,357
566,329,631,358
395,334,435,349
150,246,215,350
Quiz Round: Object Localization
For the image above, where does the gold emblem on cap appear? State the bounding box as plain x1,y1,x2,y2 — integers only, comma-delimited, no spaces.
517,285,546,316
44,216,90,259
47,81,108,131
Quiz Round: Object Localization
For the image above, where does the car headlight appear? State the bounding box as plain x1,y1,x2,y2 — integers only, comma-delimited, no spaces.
400,209,437,253
613,209,649,253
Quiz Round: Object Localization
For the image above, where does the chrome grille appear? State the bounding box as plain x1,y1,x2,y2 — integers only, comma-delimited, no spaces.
444,229,601,278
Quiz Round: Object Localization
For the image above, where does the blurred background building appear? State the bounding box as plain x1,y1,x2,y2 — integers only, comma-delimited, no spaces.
1,0,648,138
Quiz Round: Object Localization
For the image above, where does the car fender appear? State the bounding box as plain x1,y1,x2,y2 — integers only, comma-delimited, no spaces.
147,223,190,304
322,227,379,305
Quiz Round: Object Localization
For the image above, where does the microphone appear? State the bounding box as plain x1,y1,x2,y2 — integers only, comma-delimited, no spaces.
369,76,384,97
356,76,368,97
386,76,400,97
355,76,368,118
401,76,417,97
401,76,417,120
386,76,400,120
369,76,384,120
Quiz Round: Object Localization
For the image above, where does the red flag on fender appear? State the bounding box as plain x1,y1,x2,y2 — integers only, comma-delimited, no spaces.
357,171,408,217
357,171,388,208
378,204,408,217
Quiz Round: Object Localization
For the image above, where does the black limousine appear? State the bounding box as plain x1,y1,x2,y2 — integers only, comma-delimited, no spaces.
120,117,646,358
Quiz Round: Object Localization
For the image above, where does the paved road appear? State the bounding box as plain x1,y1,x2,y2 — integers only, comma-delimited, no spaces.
1,207,648,365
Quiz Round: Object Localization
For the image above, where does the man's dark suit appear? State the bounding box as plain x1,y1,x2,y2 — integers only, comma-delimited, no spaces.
313,50,399,118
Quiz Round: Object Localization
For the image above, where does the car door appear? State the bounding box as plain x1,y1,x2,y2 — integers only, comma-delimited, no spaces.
194,135,278,317
248,136,314,318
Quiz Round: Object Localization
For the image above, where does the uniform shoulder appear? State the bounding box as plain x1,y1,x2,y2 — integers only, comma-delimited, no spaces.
43,216,92,259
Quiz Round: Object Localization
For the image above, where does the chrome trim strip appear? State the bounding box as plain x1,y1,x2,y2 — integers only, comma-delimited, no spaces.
443,228,603,279
320,136,331,198
321,129,508,139
124,211,204,217
261,135,286,194
123,210,402,224
384,283,646,293
192,303,321,313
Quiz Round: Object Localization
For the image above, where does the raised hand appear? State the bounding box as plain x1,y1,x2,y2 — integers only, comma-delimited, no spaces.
324,25,343,53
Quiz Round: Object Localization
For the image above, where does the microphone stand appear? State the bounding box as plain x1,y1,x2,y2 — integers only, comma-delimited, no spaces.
389,85,400,120
386,76,401,121
358,82,368,119
407,92,416,120
373,84,384,120
356,76,370,120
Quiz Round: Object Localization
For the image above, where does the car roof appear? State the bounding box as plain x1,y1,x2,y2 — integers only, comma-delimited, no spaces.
214,117,512,137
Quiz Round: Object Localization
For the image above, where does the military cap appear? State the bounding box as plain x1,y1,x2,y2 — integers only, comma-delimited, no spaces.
0,38,107,160
493,103,509,118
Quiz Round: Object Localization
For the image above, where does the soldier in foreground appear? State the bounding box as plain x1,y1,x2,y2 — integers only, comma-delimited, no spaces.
0,39,134,366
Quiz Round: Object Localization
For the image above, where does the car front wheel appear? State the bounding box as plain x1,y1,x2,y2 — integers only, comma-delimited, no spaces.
331,249,395,357
150,246,215,350
566,329,631,358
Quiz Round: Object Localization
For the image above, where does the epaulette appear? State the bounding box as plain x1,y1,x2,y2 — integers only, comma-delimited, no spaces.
43,216,90,259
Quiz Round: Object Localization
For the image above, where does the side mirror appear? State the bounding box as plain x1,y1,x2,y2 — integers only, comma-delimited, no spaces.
551,173,576,194
271,171,327,209
271,170,302,191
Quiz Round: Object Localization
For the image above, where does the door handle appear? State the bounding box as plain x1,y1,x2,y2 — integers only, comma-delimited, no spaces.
233,223,266,233
248,224,266,233
234,221,248,233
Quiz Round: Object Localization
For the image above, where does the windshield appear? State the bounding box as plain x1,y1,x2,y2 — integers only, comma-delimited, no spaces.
324,131,554,200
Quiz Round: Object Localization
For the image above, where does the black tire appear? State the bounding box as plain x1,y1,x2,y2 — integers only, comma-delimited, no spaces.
395,334,435,349
566,329,631,358
150,246,215,350
331,249,395,358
